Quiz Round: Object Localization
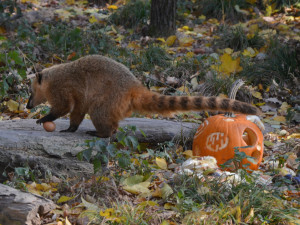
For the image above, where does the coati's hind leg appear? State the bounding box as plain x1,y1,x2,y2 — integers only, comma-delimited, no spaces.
87,105,120,138
60,108,86,133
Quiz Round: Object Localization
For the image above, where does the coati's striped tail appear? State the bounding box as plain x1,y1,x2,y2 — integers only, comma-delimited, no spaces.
131,87,260,115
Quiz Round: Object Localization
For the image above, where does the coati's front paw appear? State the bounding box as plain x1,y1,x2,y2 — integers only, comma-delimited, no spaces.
36,119,42,125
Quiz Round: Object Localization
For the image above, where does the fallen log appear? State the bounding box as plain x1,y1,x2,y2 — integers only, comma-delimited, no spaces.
0,183,56,225
0,118,198,178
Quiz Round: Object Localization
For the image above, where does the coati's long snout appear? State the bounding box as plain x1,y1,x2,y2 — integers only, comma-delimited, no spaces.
26,95,34,109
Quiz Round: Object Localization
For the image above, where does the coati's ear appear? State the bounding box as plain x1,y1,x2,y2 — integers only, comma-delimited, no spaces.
36,72,43,84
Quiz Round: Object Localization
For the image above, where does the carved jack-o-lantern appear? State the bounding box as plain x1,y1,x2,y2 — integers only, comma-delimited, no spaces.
192,114,264,171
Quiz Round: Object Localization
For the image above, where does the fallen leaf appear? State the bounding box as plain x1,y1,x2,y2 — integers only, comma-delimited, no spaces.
182,150,193,159
161,183,173,199
177,86,190,95
179,37,194,47
66,217,72,225
7,100,19,112
273,116,286,123
107,4,118,10
89,15,98,23
156,157,168,170
186,52,194,58
252,91,262,99
166,35,177,46
242,47,258,57
264,140,274,147
138,200,158,208
57,195,76,203
224,48,233,54
66,0,74,5
211,53,243,75
287,133,300,139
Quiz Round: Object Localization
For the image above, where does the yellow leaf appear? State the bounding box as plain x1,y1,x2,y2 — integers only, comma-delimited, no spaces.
244,208,254,222
160,220,170,225
161,183,173,199
182,150,193,159
54,9,72,21
130,158,140,166
7,99,19,112
246,0,256,4
156,37,165,43
100,208,115,217
36,183,52,191
65,217,72,225
242,47,258,57
57,195,76,203
21,0,38,3
278,102,291,114
211,53,243,75
156,157,168,170
249,24,259,33
138,201,158,207
89,15,98,24
235,206,242,223
152,187,162,197
166,35,177,47
177,86,190,95
207,18,219,24
252,91,262,99
66,0,75,5
164,202,176,210
186,52,194,58
0,26,6,34
182,26,190,31
123,181,151,195
273,116,286,123
287,133,300,139
107,4,118,10
121,175,151,195
115,34,124,43
26,182,42,196
179,37,194,47
224,48,233,54
198,15,206,20
127,41,140,49
256,102,265,106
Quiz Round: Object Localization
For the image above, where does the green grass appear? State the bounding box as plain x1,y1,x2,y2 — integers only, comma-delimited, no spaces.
241,39,299,86
171,170,297,224
109,0,150,29
193,0,251,22
215,25,265,51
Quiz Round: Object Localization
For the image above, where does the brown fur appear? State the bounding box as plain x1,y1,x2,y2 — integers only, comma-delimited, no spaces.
27,55,260,137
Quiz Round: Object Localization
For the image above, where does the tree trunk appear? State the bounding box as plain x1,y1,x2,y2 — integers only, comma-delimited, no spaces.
149,0,177,37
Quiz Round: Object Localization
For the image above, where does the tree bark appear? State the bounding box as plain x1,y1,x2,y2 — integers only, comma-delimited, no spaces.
149,0,177,37
0,184,55,225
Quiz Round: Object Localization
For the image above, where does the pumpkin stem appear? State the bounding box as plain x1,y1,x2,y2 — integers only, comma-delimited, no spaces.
226,79,245,117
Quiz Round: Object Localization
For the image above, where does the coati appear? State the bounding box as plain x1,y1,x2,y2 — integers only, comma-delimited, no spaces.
27,55,260,138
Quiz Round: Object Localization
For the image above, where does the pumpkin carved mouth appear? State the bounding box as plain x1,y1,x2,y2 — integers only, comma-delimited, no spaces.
242,128,261,165
242,128,257,146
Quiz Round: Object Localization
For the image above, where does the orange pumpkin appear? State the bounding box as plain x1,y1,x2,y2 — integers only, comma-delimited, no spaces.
192,114,264,171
